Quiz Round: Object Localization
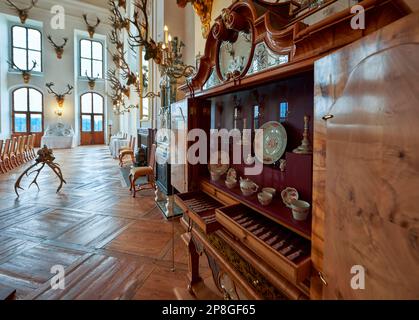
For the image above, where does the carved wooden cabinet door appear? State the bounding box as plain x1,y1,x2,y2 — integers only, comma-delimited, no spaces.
314,12,419,299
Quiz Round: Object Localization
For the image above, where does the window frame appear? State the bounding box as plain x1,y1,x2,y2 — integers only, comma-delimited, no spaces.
12,87,44,134
80,92,105,133
79,39,104,79
11,25,43,73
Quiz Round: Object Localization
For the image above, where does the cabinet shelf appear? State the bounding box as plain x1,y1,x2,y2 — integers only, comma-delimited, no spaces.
201,178,312,240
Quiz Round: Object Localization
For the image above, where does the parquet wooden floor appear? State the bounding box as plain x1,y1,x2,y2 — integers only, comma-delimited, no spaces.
0,146,204,300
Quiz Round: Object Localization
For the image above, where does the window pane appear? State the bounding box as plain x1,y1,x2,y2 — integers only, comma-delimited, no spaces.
142,99,149,118
81,93,92,113
92,60,102,78
13,88,28,111
81,58,92,77
82,115,91,132
80,40,92,59
94,115,103,132
14,114,27,133
92,41,103,60
12,26,27,48
28,29,41,51
13,48,27,70
92,94,103,114
28,50,41,72
29,89,42,112
30,114,42,132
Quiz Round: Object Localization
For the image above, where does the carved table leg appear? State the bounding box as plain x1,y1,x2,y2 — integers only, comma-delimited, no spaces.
181,232,202,295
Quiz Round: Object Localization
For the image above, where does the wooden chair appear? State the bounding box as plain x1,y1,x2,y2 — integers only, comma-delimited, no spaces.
16,136,26,165
129,144,157,198
24,135,32,161
118,135,133,154
30,134,36,159
119,137,136,167
9,137,18,169
1,139,11,172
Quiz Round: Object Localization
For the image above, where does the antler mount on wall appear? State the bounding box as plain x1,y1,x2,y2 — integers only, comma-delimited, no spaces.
7,60,37,83
47,35,68,59
83,14,101,38
6,0,38,24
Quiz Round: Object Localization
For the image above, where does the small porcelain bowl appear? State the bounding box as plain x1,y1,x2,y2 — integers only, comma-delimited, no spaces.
262,187,276,197
225,178,237,189
210,172,221,181
258,191,273,206
290,199,310,221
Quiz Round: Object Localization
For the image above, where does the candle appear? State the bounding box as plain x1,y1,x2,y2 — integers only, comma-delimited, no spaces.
168,34,172,55
164,25,169,44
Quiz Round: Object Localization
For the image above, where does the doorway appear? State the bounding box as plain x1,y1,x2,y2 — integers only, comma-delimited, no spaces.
80,92,104,145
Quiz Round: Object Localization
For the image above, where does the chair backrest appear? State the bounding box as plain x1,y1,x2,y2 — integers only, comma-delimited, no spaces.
10,137,17,153
130,137,136,151
26,135,32,149
123,133,128,139
20,136,27,152
16,136,22,153
3,139,10,156
31,134,36,148
0,140,3,157
149,144,157,170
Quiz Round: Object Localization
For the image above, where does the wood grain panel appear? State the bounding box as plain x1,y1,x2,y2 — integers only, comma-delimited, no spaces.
317,12,419,299
29,254,154,300
0,244,86,299
54,215,133,248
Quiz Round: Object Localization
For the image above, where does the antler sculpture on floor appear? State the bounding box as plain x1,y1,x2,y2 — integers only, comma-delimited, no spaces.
14,146,66,197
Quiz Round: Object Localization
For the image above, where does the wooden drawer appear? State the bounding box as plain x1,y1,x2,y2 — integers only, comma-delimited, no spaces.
216,204,311,284
175,191,225,234
201,180,239,206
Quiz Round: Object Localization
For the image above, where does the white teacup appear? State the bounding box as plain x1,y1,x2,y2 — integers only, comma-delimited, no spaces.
258,191,273,206
262,188,276,197
290,199,310,221
225,178,237,189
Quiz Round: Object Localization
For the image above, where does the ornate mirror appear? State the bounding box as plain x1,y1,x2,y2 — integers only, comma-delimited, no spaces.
218,30,253,81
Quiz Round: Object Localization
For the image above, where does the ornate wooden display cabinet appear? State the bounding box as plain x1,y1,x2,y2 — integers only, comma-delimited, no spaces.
173,0,415,300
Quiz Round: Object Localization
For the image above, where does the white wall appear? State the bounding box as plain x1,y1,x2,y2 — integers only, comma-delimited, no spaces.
0,0,117,143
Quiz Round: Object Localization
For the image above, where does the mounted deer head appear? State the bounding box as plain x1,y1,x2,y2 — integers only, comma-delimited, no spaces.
83,14,101,38
85,72,100,90
7,60,37,83
45,83,74,107
109,0,130,32
107,69,130,99
7,0,38,24
47,35,68,59
107,48,122,67
126,0,161,64
118,0,127,10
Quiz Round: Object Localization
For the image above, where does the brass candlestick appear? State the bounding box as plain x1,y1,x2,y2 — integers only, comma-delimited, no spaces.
293,115,312,154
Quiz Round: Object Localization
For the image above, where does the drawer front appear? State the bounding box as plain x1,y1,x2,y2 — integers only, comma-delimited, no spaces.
201,181,238,206
216,204,311,285
174,191,224,234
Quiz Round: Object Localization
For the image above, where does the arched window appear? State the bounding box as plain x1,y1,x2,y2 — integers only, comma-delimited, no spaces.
80,39,103,78
80,92,104,145
11,26,42,72
12,87,43,134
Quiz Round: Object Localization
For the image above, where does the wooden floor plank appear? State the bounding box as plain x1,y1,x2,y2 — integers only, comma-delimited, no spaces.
0,146,191,300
